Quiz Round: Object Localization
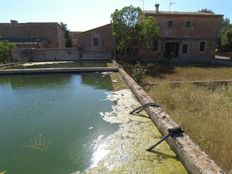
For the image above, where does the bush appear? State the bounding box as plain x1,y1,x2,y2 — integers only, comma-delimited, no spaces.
0,40,15,63
131,63,147,83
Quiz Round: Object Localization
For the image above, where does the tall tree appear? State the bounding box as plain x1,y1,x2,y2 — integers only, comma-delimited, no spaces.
60,22,73,48
111,5,160,59
111,6,142,58
141,16,160,51
220,24,232,51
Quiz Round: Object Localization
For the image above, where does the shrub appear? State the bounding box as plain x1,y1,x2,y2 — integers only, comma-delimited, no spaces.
131,63,146,83
0,40,15,63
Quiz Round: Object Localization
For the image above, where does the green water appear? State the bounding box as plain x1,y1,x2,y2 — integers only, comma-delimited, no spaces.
0,73,118,174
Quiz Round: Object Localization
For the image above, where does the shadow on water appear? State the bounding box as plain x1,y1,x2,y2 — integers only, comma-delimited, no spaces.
0,73,115,90
81,73,114,90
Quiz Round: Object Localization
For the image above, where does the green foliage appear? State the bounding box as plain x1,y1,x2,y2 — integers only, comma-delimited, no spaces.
131,63,146,83
60,22,73,48
218,18,231,51
111,6,160,58
141,16,160,51
220,24,232,51
111,6,142,57
198,8,214,14
198,8,232,52
0,40,15,63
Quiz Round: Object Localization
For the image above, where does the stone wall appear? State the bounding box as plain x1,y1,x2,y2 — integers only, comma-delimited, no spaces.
12,48,112,62
0,21,65,48
77,24,116,54
77,13,222,62
70,32,80,47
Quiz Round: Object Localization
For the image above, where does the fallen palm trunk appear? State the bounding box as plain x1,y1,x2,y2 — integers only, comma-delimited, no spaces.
119,67,224,174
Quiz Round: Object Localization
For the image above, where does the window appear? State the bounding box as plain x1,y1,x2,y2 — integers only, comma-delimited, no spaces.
93,38,99,47
185,21,192,28
200,41,205,52
168,20,173,27
182,44,188,54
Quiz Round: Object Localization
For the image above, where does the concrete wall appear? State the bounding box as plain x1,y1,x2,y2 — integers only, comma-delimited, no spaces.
12,48,112,62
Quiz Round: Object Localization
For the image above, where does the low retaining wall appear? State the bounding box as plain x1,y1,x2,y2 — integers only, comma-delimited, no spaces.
118,67,224,174
12,48,112,62
0,67,118,75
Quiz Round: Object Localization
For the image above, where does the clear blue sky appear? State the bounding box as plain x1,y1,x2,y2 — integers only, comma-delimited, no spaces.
0,0,231,31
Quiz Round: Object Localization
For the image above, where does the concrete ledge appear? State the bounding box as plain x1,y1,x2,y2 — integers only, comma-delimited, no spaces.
0,62,25,69
0,67,118,75
119,67,224,174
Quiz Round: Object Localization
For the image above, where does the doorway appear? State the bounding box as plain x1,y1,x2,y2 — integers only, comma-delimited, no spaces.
165,42,179,58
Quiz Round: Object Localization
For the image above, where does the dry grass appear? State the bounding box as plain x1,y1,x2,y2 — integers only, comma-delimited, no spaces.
122,62,232,172
143,64,232,83
144,83,232,173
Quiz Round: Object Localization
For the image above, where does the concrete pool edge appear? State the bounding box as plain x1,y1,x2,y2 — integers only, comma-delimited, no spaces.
0,67,118,75
118,67,224,174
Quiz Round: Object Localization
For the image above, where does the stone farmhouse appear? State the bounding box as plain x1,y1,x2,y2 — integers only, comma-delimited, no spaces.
0,6,223,62
76,5,223,62
0,20,65,48
76,24,115,57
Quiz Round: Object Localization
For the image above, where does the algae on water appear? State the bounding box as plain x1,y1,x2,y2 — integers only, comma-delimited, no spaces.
80,89,187,174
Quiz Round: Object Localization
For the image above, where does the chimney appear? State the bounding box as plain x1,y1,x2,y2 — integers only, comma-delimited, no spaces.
155,4,160,13
10,20,18,26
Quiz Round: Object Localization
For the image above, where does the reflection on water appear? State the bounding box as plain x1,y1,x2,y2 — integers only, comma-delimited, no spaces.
23,135,49,151
0,171,6,174
0,73,118,174
0,74,187,174
90,135,110,168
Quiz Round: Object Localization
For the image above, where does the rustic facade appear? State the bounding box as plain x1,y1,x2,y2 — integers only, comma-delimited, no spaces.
144,6,223,62
69,31,81,47
77,24,116,56
0,20,65,48
77,8,223,61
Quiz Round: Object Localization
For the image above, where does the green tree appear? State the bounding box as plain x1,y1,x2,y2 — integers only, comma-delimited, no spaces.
60,22,73,48
141,16,160,51
111,6,142,58
198,8,214,14
220,25,232,51
111,5,160,59
0,40,15,63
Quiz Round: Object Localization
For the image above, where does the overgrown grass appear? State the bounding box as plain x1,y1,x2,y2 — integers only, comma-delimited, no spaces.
122,62,232,173
122,62,232,83
145,66,232,82
144,83,232,173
